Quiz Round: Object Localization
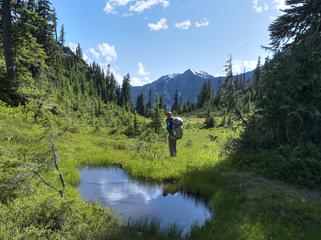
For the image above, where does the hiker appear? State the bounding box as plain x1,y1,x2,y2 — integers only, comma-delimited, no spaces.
165,111,177,157
165,111,184,157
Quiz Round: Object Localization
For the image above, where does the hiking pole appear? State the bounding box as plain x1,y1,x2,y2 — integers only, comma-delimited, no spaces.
162,132,167,159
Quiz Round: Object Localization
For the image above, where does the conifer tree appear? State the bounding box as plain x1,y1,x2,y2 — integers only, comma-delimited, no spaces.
59,24,65,46
145,88,152,117
159,95,164,109
269,0,321,50
36,0,56,56
204,109,216,129
152,96,162,133
172,89,180,112
1,0,17,101
197,80,211,108
252,56,261,99
135,93,145,116
76,43,82,58
121,74,131,111
53,7,58,42
108,72,117,102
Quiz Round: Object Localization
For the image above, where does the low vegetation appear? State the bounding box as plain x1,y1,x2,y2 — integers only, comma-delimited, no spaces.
1,102,321,239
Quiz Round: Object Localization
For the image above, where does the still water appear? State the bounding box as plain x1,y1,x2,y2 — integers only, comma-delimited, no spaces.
78,167,212,234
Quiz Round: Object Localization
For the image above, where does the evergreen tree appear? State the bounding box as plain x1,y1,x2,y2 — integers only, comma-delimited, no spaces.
135,93,145,116
108,72,117,102
145,88,152,117
152,96,162,133
121,74,131,111
197,80,211,108
204,109,216,129
53,7,58,42
241,0,321,147
172,89,180,112
115,85,122,106
36,0,56,56
269,0,321,50
1,0,17,102
59,24,65,46
159,95,164,109
252,56,261,99
222,55,235,111
75,43,82,58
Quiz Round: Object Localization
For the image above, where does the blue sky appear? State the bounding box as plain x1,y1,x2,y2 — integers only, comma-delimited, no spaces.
51,0,286,86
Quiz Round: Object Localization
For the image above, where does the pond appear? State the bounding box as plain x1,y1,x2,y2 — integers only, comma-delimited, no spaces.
78,167,213,235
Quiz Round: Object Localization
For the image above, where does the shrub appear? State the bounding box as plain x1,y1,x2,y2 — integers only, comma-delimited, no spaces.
204,114,216,129
230,143,321,187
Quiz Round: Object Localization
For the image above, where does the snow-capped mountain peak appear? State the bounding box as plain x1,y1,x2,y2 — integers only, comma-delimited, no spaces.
185,69,211,78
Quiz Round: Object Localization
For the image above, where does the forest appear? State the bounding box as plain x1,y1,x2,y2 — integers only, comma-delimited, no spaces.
1,0,321,239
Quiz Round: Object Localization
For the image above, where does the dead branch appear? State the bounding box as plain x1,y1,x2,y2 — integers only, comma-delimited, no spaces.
49,132,65,190
32,170,63,197
32,131,65,197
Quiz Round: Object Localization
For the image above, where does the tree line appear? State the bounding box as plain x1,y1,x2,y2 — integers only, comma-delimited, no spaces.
0,0,133,115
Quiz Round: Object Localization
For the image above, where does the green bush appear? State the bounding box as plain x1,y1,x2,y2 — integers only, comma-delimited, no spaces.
0,193,118,240
204,114,216,129
230,143,321,187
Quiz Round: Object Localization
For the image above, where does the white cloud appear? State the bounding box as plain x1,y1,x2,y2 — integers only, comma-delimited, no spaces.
85,43,118,72
122,12,134,17
195,18,210,28
68,42,78,53
104,0,132,14
129,0,170,13
138,62,150,77
132,76,153,86
132,77,144,86
175,19,191,30
131,62,152,86
105,0,170,15
89,48,100,59
109,66,124,84
98,43,118,62
270,16,276,21
82,52,90,63
274,0,287,10
252,0,269,13
81,44,123,84
148,18,168,31
233,60,257,74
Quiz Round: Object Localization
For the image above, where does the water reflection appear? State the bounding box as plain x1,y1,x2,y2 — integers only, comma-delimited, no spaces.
78,167,212,234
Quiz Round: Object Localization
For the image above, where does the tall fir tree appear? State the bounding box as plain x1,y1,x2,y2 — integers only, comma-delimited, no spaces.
252,56,261,99
75,43,82,58
197,80,211,108
145,88,152,117
1,0,17,102
36,0,56,57
59,24,65,46
121,74,131,111
135,93,145,116
152,96,162,133
172,89,180,112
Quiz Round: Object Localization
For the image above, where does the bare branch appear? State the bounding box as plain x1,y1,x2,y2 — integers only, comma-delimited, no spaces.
49,131,65,190
32,170,62,195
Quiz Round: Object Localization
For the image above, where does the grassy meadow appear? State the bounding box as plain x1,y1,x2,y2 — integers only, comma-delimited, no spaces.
1,103,321,240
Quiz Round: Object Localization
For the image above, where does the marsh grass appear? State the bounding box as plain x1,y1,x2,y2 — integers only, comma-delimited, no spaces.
1,102,321,239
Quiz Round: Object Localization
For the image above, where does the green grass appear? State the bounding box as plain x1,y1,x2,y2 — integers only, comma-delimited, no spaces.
1,103,321,239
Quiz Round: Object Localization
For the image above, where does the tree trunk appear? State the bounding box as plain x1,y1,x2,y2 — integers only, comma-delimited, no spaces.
1,0,16,99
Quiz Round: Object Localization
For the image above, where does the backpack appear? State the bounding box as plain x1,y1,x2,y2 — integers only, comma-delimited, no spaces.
172,117,184,139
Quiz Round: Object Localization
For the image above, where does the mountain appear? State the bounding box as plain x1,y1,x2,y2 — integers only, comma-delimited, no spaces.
131,69,254,107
